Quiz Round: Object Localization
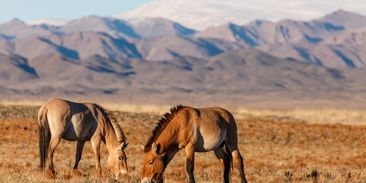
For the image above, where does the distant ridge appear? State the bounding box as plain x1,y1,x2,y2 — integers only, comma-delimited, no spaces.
0,9,366,106
1,10,366,68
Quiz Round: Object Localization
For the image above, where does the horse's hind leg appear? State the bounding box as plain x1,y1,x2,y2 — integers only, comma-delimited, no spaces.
214,147,231,183
226,125,248,183
72,140,85,176
230,148,247,183
46,136,61,178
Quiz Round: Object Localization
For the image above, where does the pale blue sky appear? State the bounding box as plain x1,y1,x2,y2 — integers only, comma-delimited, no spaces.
0,0,153,23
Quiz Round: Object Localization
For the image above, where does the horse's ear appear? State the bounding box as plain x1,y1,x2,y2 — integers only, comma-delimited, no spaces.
121,142,128,150
151,143,157,153
151,143,161,154
140,144,145,151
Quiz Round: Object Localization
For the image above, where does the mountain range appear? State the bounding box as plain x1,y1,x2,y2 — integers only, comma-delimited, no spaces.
1,9,366,108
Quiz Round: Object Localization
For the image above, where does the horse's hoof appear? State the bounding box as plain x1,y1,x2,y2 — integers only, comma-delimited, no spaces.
71,170,82,177
45,169,55,179
97,170,102,177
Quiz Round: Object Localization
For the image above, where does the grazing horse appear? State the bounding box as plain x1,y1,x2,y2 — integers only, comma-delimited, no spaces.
38,98,128,179
141,105,247,183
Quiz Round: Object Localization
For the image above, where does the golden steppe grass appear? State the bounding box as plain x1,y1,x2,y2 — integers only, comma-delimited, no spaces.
0,105,366,183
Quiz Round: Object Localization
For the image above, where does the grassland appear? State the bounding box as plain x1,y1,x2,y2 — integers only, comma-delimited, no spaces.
0,104,366,183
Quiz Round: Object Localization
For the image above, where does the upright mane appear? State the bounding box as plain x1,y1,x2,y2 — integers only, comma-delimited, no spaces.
144,105,185,152
95,104,126,144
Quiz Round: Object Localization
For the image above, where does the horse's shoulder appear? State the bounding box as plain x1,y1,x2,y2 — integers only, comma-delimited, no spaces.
82,103,100,116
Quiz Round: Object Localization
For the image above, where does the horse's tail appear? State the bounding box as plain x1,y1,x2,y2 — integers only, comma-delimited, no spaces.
224,143,234,170
225,110,236,170
38,105,50,171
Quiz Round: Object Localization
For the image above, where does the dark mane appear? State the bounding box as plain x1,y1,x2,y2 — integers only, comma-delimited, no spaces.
144,105,185,152
95,104,126,144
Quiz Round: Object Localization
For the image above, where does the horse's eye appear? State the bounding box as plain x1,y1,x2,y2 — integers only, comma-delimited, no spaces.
149,160,154,165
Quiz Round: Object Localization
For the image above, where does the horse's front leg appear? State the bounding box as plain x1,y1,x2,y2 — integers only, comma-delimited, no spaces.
91,137,101,176
185,144,195,183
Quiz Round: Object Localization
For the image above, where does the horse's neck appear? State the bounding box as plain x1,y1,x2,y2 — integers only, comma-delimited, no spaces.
102,121,119,152
155,119,183,166
155,119,180,153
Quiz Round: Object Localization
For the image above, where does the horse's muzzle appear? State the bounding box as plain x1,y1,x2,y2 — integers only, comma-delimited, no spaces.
141,178,152,183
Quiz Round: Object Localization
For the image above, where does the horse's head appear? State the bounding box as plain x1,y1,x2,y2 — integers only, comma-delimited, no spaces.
108,142,128,179
141,143,165,183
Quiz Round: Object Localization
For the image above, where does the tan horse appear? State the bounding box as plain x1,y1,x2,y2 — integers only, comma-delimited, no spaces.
141,105,247,183
38,98,128,179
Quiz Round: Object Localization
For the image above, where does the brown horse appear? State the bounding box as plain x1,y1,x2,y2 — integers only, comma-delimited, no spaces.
141,105,247,183
38,98,128,179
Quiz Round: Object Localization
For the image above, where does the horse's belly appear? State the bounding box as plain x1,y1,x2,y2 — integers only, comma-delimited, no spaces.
62,114,94,141
194,128,226,152
62,124,91,141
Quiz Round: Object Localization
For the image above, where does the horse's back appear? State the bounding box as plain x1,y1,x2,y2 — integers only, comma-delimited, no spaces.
40,98,97,140
199,107,234,122
42,98,93,115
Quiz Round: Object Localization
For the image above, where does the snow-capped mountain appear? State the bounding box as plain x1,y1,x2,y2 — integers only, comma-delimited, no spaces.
29,18,69,26
1,8,366,105
119,0,366,30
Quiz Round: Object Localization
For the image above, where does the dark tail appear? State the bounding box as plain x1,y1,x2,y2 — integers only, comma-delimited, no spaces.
38,106,50,171
225,110,238,170
224,143,233,170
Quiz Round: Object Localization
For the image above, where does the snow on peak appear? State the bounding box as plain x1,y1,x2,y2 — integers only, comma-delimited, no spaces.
29,18,69,26
119,0,366,30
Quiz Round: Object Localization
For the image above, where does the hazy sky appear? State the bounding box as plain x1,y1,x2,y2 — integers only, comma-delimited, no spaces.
0,0,153,23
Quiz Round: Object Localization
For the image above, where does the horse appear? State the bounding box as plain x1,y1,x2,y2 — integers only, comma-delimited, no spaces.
38,98,129,179
140,105,248,183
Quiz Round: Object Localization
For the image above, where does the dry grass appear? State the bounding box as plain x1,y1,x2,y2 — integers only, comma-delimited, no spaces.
0,105,366,183
234,108,366,125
